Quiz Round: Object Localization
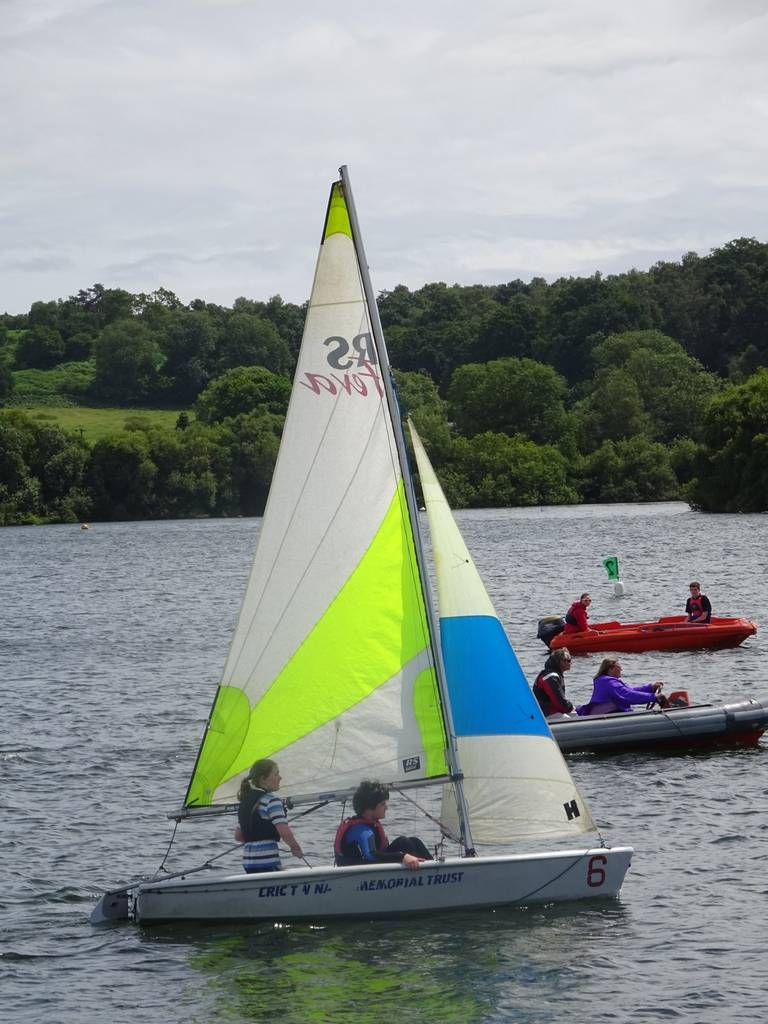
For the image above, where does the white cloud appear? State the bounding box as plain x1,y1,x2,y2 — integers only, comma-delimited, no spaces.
1,0,767,312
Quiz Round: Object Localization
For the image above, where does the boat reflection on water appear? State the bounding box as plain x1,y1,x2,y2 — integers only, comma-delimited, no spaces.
166,901,631,1023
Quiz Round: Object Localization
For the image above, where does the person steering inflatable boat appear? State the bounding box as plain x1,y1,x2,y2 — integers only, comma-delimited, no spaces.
576,657,664,716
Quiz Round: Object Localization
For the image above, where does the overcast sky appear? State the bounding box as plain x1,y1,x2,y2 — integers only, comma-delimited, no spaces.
2,0,767,314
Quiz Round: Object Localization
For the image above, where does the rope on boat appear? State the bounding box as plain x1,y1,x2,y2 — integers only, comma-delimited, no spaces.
645,697,690,741
99,839,245,902
147,798,328,883
512,850,599,904
390,785,462,845
286,799,330,823
156,816,181,874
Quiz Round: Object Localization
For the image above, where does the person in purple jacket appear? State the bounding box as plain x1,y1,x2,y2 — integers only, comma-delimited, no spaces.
576,657,664,716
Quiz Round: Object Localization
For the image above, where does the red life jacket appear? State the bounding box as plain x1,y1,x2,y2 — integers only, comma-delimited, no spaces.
533,671,570,715
688,596,704,616
564,601,590,633
334,816,389,859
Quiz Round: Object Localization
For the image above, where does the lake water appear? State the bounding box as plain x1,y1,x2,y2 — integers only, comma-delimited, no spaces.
2,504,767,1023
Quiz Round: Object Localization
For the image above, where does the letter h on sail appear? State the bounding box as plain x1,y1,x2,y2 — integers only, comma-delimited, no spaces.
564,800,581,820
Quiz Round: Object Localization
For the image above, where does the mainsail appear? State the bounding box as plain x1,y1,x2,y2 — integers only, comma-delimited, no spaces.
185,183,449,809
408,423,597,843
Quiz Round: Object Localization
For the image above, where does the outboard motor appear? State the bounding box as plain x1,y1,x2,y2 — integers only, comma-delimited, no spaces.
537,616,565,648
667,690,690,707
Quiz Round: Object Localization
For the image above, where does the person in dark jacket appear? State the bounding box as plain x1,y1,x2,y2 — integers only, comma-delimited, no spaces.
533,647,574,718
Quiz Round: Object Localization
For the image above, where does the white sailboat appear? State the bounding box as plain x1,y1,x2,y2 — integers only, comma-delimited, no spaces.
93,167,632,924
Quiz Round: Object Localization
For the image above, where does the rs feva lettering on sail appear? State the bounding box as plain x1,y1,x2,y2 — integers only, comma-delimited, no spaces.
299,332,385,398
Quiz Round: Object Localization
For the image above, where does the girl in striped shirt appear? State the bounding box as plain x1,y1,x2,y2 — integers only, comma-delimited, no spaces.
236,759,304,873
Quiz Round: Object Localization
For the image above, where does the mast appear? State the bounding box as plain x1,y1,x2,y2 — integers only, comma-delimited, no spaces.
338,165,476,855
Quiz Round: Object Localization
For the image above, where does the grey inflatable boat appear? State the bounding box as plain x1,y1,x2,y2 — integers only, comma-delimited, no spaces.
550,698,768,754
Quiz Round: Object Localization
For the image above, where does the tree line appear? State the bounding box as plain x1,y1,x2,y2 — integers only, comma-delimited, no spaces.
1,236,768,525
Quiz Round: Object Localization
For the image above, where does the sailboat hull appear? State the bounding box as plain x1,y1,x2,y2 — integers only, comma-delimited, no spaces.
135,847,633,922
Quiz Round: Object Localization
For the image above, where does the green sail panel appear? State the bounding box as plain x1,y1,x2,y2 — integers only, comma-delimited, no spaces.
323,181,353,241
187,480,447,806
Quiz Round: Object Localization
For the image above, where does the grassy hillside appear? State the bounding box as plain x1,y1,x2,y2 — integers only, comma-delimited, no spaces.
3,365,188,442
26,406,187,443
9,362,96,405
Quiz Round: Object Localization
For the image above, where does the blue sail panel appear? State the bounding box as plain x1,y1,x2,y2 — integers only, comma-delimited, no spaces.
440,615,551,738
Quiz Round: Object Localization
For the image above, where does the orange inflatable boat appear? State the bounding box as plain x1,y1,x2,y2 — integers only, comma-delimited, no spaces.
549,615,757,654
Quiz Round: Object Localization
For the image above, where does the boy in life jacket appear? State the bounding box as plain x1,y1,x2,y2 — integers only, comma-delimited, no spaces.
533,647,574,718
685,581,712,623
334,780,432,869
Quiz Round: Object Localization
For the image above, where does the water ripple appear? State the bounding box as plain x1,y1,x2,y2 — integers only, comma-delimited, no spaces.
3,510,768,1023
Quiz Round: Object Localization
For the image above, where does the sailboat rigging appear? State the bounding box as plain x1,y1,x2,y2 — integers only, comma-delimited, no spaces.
92,167,632,924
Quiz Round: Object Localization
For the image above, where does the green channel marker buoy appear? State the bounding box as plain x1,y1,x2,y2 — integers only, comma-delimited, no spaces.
602,556,625,596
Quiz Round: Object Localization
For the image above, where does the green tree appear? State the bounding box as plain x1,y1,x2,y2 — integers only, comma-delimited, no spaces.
684,238,768,375
582,437,680,502
585,331,721,444
591,329,682,368
232,295,305,363
382,282,494,386
195,366,291,424
15,326,66,369
28,300,60,331
443,431,578,507
207,410,284,515
26,423,88,509
448,358,569,445
379,284,423,329
63,331,95,362
689,368,768,511
0,410,90,524
86,431,158,519
139,426,219,518
93,319,163,402
647,252,700,358
538,272,659,384
728,343,763,382
0,411,32,494
573,367,652,450
393,369,452,461
71,284,136,329
668,436,700,487
473,294,543,363
219,313,291,375
0,361,14,403
156,308,219,402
